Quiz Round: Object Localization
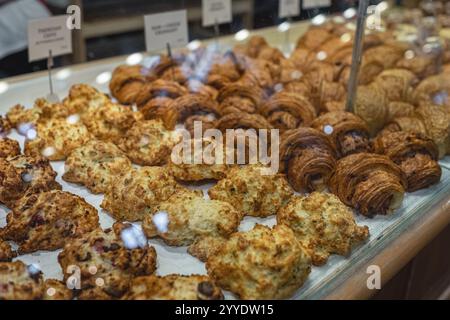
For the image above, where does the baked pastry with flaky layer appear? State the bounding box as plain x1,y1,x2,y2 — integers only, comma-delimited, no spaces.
280,128,337,192
0,190,99,253
101,166,194,221
374,69,418,102
217,83,266,115
206,224,311,300
216,112,273,132
311,111,371,158
0,155,61,208
138,96,178,130
354,83,389,136
329,153,407,217
109,65,149,105
118,119,180,166
135,79,188,109
58,223,157,299
0,240,15,262
0,137,20,158
277,192,369,266
0,115,11,136
63,140,132,194
373,131,441,192
260,91,316,132
122,274,223,300
63,83,111,115
413,73,450,107
142,192,242,247
208,165,292,217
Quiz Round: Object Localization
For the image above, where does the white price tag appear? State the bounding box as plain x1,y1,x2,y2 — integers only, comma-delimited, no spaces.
303,0,331,9
202,0,232,27
27,15,72,62
279,0,300,18
144,10,189,52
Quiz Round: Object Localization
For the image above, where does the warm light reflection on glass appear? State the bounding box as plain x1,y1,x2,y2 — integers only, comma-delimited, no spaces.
96,72,112,84
0,81,9,95
311,14,326,26
187,39,202,51
278,21,291,33
126,53,144,65
55,68,72,80
343,8,357,19
153,211,169,233
234,29,250,41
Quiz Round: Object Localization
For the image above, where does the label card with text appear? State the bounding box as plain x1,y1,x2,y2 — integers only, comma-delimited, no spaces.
279,0,300,18
202,0,232,26
144,10,188,52
303,0,331,9
28,15,72,62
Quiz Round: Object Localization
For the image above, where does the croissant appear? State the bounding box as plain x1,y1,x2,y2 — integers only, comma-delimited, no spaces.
283,81,313,100
289,48,317,72
386,101,416,122
315,81,346,114
296,27,333,51
329,153,407,217
234,35,269,58
185,79,218,100
413,73,450,107
109,65,151,105
135,79,188,109
395,55,436,79
170,94,221,129
374,69,418,102
139,97,178,130
373,131,441,191
279,128,337,192
311,111,371,158
260,92,316,131
216,112,273,132
239,58,277,92
380,116,428,136
354,83,389,136
218,83,266,115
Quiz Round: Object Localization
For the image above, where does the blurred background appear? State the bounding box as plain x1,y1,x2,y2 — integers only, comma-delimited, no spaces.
0,0,442,78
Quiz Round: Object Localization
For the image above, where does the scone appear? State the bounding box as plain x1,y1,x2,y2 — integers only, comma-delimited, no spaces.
206,224,311,300
63,140,132,194
122,274,223,300
277,192,370,266
0,138,20,158
0,115,11,136
58,223,157,299
81,101,136,143
0,190,99,253
101,166,194,221
24,117,92,161
0,240,16,262
0,155,61,208
168,138,231,182
208,165,293,217
63,83,111,115
0,260,72,300
142,193,242,247
118,119,180,166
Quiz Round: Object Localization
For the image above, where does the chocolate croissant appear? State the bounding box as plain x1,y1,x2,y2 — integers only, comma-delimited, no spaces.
374,69,418,102
135,79,188,109
280,128,337,192
216,112,272,132
329,153,407,217
373,131,441,192
354,83,389,136
109,65,151,105
139,97,178,130
217,83,266,115
260,92,316,131
311,111,371,158
413,73,450,107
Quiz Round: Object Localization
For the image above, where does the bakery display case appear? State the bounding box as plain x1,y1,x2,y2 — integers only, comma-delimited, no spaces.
0,0,449,300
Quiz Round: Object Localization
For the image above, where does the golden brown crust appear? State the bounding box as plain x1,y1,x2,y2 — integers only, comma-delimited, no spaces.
329,153,407,217
277,192,369,266
311,111,371,158
0,115,11,136
138,96,178,130
354,83,389,136
260,91,316,131
374,69,418,102
63,140,132,194
0,260,44,300
109,65,149,105
135,79,188,109
118,119,180,166
217,83,267,115
208,165,293,217
0,155,61,208
170,94,221,125
0,190,99,253
413,73,450,107
216,112,273,132
0,240,16,262
386,101,416,122
280,128,337,192
101,166,189,221
0,138,20,158
142,193,242,246
122,274,223,300
206,224,311,300
43,279,73,300
373,131,441,191
58,223,157,299
63,84,111,116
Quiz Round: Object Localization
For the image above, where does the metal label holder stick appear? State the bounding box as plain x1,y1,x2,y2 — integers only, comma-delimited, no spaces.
46,49,59,103
346,0,369,112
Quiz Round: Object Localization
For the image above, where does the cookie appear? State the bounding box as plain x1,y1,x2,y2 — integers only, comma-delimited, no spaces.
277,192,370,265
122,274,223,300
0,138,20,158
63,140,132,194
101,166,195,221
118,119,180,166
0,190,99,253
142,193,242,246
58,223,157,299
206,224,311,300
0,155,61,208
24,117,92,161
208,165,293,217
